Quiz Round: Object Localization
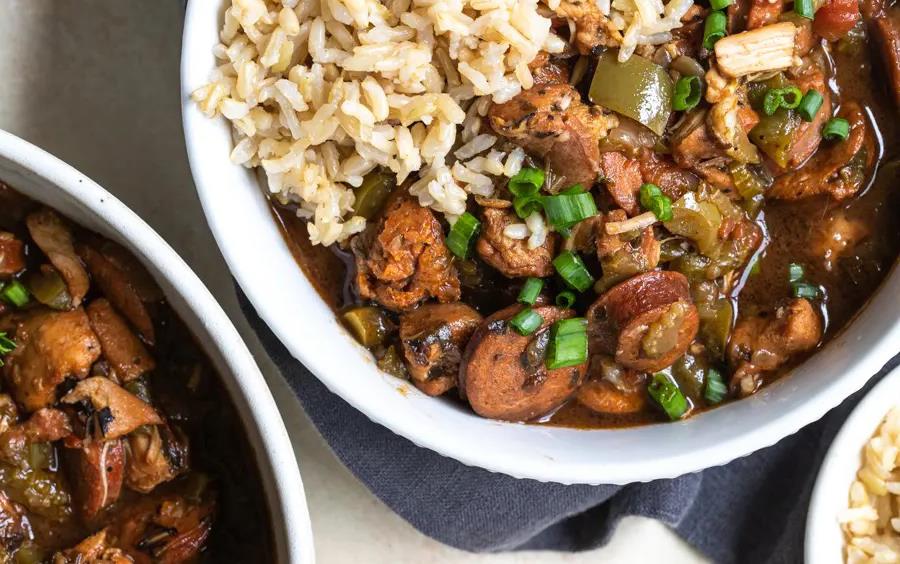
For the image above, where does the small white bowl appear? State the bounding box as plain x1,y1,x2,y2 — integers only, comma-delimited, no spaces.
806,365,900,563
0,130,315,562
181,0,900,485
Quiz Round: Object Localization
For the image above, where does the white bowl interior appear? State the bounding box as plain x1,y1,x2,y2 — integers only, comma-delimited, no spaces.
0,131,314,562
182,0,900,485
805,365,900,563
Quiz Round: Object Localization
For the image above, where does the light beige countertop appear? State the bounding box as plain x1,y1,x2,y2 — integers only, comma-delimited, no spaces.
0,2,707,562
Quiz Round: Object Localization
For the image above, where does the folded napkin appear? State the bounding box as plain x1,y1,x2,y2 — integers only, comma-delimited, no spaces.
239,291,898,563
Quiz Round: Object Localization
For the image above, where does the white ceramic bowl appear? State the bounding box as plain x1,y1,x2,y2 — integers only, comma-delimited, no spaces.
0,130,315,562
181,1,900,485
806,365,900,563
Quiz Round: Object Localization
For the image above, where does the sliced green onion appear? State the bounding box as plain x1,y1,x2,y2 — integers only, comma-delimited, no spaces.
703,11,727,50
779,86,803,109
513,194,543,219
704,368,728,404
794,0,814,18
508,167,545,197
710,0,733,9
561,184,587,195
639,183,673,221
823,117,850,141
546,318,588,369
648,373,689,420
792,281,820,299
518,277,544,305
553,251,594,292
0,332,14,367
1,279,30,308
555,290,576,308
446,212,481,259
788,262,804,283
510,307,544,336
542,192,598,231
673,76,702,112
762,89,783,116
798,90,824,122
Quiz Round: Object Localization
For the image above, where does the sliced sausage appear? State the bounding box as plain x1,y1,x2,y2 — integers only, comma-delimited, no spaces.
588,271,699,372
26,209,90,308
87,299,155,383
577,359,648,414
459,304,587,421
65,438,126,523
0,232,25,279
354,194,460,312
399,303,482,397
769,102,874,200
476,208,558,278
79,243,157,345
781,64,831,170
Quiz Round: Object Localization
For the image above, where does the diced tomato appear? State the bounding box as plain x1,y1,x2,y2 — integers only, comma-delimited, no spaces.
814,0,861,41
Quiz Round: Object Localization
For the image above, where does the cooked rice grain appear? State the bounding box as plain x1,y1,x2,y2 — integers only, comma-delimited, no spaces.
841,406,900,563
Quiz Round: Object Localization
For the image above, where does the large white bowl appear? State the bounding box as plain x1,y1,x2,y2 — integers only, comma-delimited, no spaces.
805,365,900,563
181,0,900,485
0,130,315,562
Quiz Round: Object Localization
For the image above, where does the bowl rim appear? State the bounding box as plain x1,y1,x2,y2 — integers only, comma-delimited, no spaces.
804,364,900,563
180,0,900,486
0,129,315,562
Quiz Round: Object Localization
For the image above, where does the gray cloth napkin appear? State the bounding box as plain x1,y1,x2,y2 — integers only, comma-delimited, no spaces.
238,291,897,563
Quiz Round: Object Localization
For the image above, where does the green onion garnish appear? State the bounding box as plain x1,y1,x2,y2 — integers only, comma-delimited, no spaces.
703,11,727,50
762,86,802,115
513,194,543,219
639,183,673,221
792,281,820,299
1,279,30,308
797,90,824,122
704,368,728,404
555,290,576,308
788,262,804,283
648,373,689,420
673,75,702,112
823,117,850,141
794,0,815,18
446,212,480,259
561,184,587,195
710,0,733,9
553,251,594,292
545,318,588,369
510,307,544,336
0,332,15,367
542,192,598,232
508,167,545,197
518,277,544,305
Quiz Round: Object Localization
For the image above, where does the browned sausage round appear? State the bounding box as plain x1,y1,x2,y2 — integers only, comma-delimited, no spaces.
576,361,648,414
459,304,587,422
588,271,699,372
399,303,483,397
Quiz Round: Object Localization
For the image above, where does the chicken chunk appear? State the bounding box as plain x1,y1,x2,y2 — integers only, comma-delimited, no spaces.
0,408,71,465
3,308,101,412
528,51,570,86
399,303,482,396
555,0,616,55
637,150,699,201
87,299,155,383
113,493,215,564
0,233,25,279
671,107,757,188
728,298,822,395
53,528,133,564
125,424,189,494
489,83,617,188
598,152,642,215
26,209,90,308
476,208,558,278
595,210,661,292
61,377,162,441
354,195,460,312
769,102,874,200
